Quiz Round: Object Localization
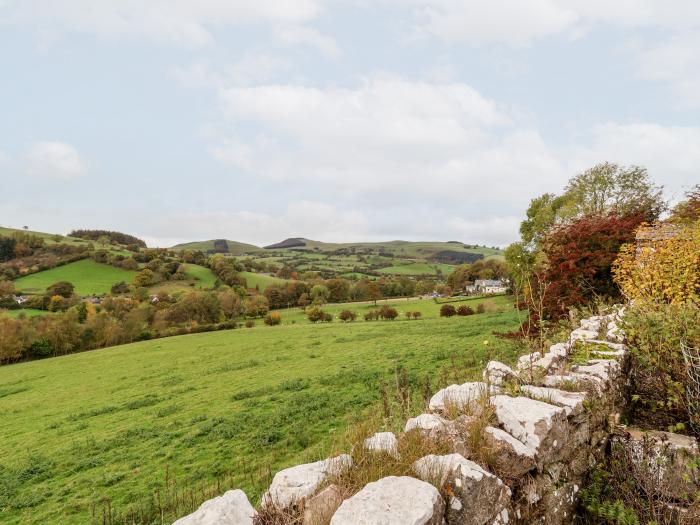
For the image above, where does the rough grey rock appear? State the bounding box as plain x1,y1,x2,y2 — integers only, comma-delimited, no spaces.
483,426,537,478
405,413,449,433
330,476,445,525
263,455,352,509
429,382,490,413
569,328,599,343
483,361,518,386
413,454,510,525
172,490,256,525
490,395,568,468
543,373,605,396
520,385,586,416
303,484,343,525
364,432,399,457
516,352,542,371
571,359,620,384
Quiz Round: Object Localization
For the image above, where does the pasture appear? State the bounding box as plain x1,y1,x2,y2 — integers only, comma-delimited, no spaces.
12,259,137,296
240,271,289,291
0,297,521,524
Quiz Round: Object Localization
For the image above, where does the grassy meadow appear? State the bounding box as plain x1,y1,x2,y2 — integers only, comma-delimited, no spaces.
0,297,521,524
240,271,289,291
13,259,137,296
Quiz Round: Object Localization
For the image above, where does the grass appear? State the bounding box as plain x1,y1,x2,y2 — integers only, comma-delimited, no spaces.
0,298,521,524
0,308,53,318
273,295,512,325
239,271,289,291
181,264,218,289
12,259,137,296
377,261,455,276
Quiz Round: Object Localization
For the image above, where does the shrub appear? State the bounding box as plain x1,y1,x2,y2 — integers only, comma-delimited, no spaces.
307,307,325,323
264,312,281,326
323,312,333,323
244,320,255,328
412,311,422,319
440,304,456,317
614,220,700,305
476,303,485,314
457,305,474,316
339,310,357,322
378,306,398,320
623,304,700,432
364,310,379,321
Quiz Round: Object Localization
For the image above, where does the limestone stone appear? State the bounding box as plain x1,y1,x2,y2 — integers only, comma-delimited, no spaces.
483,426,537,478
490,395,568,467
483,361,518,386
429,382,490,413
263,455,352,509
405,413,449,433
520,386,586,416
569,328,599,343
413,453,510,525
330,476,445,525
172,490,256,525
303,484,343,525
571,359,620,384
364,432,399,457
516,352,541,371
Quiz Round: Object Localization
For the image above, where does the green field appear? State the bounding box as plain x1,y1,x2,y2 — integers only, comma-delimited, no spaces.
0,308,52,318
13,259,137,296
0,298,521,524
240,271,288,291
182,264,218,289
377,261,455,276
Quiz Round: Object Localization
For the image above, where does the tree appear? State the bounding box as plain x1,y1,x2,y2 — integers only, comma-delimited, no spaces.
133,269,155,288
440,304,456,317
244,295,269,318
218,290,242,319
111,281,130,295
311,284,330,305
339,310,357,322
539,211,645,320
307,307,326,323
362,280,383,305
561,163,665,221
297,293,310,309
669,184,700,224
47,281,74,298
0,236,16,262
0,280,16,298
264,312,282,326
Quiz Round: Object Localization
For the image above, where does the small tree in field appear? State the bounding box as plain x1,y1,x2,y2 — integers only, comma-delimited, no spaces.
339,310,357,322
457,305,474,316
379,305,398,320
264,312,281,326
307,307,325,323
412,311,422,320
440,304,456,317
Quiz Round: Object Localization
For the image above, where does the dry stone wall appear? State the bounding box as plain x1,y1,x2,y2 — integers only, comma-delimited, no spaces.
172,307,698,524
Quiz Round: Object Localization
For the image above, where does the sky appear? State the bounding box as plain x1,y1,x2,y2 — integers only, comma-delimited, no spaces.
1,1,699,248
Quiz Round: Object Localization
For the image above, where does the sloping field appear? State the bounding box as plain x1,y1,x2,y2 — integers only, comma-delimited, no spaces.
0,298,520,524
240,271,288,291
182,264,218,289
376,261,455,276
13,259,137,296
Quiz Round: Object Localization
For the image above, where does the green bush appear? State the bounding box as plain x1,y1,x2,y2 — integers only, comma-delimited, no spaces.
624,304,700,432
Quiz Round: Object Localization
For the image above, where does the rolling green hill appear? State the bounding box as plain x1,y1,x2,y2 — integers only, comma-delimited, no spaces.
171,239,262,255
12,259,137,296
0,297,519,524
239,271,289,291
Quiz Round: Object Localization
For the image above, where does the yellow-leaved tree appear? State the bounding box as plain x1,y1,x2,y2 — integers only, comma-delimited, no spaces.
613,220,700,304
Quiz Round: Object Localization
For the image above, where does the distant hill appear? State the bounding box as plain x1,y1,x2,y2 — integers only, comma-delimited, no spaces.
260,238,504,260
171,239,262,255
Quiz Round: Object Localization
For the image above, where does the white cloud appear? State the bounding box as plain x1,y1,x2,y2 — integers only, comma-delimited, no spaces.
632,31,700,107
25,141,86,180
0,149,9,163
569,122,700,196
2,0,323,47
212,76,562,211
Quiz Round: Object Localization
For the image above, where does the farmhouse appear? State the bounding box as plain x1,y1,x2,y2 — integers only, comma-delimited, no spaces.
465,279,508,295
